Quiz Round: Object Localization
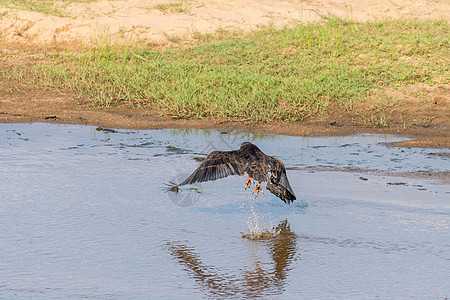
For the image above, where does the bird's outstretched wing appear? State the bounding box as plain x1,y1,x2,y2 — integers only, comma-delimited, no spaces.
178,150,247,186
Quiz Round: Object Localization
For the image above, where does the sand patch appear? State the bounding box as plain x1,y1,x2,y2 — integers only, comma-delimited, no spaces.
0,0,449,49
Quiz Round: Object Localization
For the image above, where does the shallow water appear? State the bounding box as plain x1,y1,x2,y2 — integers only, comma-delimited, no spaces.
0,123,449,299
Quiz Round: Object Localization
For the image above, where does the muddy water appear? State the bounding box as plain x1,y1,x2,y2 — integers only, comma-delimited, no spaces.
0,123,449,299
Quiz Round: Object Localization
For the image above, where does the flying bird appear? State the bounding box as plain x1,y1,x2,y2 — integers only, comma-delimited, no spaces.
175,142,296,204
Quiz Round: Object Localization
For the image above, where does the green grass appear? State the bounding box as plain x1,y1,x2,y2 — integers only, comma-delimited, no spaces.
3,18,450,122
154,2,186,14
0,0,96,16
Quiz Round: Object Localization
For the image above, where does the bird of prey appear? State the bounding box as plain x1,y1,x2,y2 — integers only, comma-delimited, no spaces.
175,142,296,204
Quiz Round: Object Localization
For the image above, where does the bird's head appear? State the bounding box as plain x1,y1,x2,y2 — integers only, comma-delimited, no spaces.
240,142,254,149
240,142,261,152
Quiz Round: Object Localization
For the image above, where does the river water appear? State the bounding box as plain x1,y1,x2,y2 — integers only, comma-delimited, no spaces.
1,123,449,299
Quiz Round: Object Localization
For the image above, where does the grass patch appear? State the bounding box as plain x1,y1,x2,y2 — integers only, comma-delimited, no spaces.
154,2,187,14
4,18,449,122
0,0,96,16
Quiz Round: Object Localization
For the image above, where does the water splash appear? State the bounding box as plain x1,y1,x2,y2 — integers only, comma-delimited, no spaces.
241,195,280,239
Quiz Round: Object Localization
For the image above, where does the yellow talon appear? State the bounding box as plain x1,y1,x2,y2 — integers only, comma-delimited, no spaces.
253,182,264,198
245,176,254,189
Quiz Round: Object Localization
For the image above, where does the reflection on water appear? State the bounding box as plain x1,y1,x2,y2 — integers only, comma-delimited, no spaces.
168,220,297,299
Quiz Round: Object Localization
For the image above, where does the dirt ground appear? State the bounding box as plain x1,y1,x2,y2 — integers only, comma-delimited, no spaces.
0,0,449,148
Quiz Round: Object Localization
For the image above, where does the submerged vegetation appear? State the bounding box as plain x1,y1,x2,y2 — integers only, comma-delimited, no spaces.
3,18,449,122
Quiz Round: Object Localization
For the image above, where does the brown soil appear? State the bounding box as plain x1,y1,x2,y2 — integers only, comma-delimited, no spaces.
1,75,448,148
0,0,449,148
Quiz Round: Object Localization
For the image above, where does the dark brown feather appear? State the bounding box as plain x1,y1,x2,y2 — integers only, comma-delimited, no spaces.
178,142,296,203
179,150,246,185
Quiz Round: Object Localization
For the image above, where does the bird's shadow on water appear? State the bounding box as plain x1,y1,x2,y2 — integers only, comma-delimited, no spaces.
191,196,309,216
166,220,299,299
